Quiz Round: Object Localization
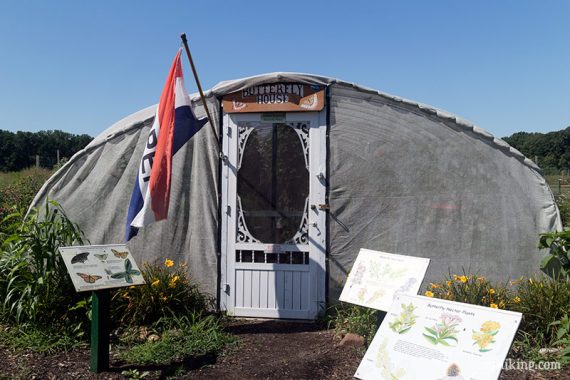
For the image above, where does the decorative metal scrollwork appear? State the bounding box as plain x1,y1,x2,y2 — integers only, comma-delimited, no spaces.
289,123,310,171
237,125,255,170
236,196,260,243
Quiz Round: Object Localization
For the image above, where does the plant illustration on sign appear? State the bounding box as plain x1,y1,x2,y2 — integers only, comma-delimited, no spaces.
472,320,501,352
350,262,366,287
394,277,417,298
375,337,406,380
369,261,408,282
437,363,465,380
111,258,141,284
389,303,418,334
423,314,462,346
366,289,385,304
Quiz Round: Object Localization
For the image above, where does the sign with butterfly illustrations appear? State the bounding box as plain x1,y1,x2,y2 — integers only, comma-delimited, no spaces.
59,244,145,292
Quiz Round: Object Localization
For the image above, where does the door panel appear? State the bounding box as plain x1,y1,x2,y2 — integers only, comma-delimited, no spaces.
221,112,326,319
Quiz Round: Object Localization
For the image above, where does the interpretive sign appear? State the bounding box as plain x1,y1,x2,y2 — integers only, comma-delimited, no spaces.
222,83,325,113
355,294,522,380
59,244,145,292
339,249,430,311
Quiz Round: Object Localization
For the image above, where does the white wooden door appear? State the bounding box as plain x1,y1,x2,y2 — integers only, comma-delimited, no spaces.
220,112,326,319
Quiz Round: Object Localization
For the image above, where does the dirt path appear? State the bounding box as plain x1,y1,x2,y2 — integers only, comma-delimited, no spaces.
0,320,568,379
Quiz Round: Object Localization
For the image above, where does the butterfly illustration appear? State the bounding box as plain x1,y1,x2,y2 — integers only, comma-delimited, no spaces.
110,259,141,284
94,253,108,262
76,272,102,284
71,252,89,264
112,249,129,259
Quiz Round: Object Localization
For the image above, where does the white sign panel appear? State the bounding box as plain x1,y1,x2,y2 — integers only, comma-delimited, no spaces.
59,244,145,292
339,249,430,311
355,294,522,380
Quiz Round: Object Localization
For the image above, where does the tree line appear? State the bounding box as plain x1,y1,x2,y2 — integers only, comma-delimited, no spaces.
0,130,93,172
503,126,570,174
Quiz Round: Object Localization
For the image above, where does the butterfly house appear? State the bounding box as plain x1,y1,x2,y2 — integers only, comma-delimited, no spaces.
31,73,561,320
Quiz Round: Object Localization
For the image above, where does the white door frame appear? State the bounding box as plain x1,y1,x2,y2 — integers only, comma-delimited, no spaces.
219,111,327,319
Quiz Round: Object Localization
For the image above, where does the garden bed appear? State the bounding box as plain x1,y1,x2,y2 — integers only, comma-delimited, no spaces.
0,319,568,379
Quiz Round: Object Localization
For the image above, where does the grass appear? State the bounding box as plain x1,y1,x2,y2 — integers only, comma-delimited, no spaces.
0,323,85,354
118,314,234,366
0,167,52,188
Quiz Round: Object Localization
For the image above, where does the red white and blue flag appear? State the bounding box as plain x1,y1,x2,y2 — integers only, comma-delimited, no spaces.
125,49,207,241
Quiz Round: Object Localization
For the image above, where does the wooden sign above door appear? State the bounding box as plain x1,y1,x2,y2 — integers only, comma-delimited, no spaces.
222,83,325,113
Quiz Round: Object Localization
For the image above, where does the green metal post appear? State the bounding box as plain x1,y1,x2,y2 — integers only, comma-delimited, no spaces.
90,289,110,373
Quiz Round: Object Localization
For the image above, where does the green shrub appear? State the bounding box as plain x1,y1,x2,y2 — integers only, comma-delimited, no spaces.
0,200,89,331
549,314,570,365
118,313,234,365
425,272,514,309
538,229,570,279
0,167,53,244
510,276,570,346
327,303,378,343
111,259,210,327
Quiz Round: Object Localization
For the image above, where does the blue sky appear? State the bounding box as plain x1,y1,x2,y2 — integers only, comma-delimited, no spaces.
0,1,569,138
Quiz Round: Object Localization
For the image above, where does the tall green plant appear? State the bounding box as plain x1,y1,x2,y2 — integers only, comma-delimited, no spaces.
538,229,570,279
0,200,89,328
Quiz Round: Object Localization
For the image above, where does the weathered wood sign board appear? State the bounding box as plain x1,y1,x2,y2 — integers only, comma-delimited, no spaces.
222,83,325,113
355,294,522,380
59,244,145,292
339,249,430,311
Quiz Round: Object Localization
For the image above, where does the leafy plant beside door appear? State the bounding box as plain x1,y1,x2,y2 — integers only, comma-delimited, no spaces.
539,229,570,279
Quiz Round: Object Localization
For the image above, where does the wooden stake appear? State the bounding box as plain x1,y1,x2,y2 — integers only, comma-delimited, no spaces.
180,33,218,140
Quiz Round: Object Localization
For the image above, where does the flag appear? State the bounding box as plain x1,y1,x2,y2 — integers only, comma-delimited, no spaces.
125,49,207,241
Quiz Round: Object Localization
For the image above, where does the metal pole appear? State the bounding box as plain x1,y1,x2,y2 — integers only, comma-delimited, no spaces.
180,33,217,140
90,289,110,372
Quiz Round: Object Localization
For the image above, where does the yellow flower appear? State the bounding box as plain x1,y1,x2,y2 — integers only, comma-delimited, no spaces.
453,274,460,281
425,291,434,298
480,321,501,332
162,296,168,301
490,303,498,309
472,331,494,348
513,296,521,304
169,275,180,288
459,275,468,283
488,288,495,295
446,280,452,287
164,259,174,268
430,283,440,289
499,300,506,308
151,279,160,287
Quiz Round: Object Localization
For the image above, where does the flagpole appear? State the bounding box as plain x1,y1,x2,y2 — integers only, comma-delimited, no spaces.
180,33,218,140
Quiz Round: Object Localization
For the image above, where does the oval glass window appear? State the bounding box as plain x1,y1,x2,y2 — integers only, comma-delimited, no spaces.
237,122,309,244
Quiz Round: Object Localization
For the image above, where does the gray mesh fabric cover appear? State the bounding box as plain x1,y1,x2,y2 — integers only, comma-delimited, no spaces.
31,73,561,300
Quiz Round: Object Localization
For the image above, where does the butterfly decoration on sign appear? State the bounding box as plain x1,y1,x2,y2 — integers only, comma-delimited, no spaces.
112,249,129,259
94,253,108,262
71,252,89,264
76,272,102,284
110,258,141,284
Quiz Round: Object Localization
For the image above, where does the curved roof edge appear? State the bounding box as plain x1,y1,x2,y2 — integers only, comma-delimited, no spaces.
203,72,541,172
32,72,544,211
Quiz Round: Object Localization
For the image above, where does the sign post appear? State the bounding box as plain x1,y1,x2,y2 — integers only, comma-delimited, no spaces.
90,289,110,373
59,244,146,374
